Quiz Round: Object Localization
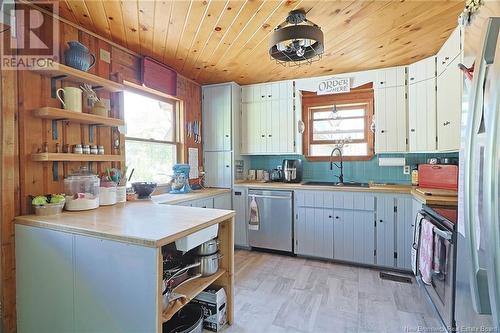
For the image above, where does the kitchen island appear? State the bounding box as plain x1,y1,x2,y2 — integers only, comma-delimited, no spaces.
14,202,235,333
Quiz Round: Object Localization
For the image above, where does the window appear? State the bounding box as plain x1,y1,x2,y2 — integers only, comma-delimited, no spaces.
124,91,177,184
302,84,374,161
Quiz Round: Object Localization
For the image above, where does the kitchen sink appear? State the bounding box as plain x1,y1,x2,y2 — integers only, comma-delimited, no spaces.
303,181,369,188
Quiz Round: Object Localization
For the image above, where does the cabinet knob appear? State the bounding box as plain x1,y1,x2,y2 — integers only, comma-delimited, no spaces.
335,216,339,219
268,95,272,98
261,95,265,98
268,134,272,137
443,121,451,126
328,215,332,219
379,219,383,223
225,165,230,168
381,130,386,133
261,134,265,137
379,81,385,85
225,134,229,137
444,56,449,60
410,129,415,132
410,77,415,81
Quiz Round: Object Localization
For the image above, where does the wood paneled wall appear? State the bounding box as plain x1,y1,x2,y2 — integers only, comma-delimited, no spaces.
1,7,202,332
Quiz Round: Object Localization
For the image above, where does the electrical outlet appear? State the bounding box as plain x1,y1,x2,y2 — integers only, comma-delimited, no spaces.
403,165,410,175
100,48,111,63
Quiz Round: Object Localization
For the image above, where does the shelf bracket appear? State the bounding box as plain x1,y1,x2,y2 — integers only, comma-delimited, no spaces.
92,85,104,91
89,125,95,143
50,75,68,98
52,161,59,181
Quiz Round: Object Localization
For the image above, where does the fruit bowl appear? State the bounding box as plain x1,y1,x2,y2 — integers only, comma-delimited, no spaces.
132,182,157,199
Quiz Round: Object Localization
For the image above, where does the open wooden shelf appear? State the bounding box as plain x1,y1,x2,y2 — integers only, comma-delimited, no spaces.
162,269,225,322
29,62,124,92
31,153,124,162
33,107,125,127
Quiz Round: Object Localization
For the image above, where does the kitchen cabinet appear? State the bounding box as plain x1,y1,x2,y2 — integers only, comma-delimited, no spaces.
375,194,396,267
374,67,406,89
202,84,232,151
395,196,414,270
333,209,355,262
374,85,407,153
437,27,462,76
204,151,232,188
437,55,462,151
213,192,232,210
233,187,248,247
352,210,376,265
241,81,297,155
295,207,334,259
408,56,437,152
192,197,214,209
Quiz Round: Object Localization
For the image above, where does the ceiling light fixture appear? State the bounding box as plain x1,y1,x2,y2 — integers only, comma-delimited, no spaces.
269,9,324,67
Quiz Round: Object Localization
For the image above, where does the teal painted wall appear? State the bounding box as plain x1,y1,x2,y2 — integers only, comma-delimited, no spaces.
249,153,459,184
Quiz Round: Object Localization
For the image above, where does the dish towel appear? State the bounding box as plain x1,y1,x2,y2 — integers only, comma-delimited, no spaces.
418,218,435,285
248,196,260,231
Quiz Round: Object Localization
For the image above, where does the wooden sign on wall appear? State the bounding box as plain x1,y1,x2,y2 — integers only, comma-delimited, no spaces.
317,77,351,95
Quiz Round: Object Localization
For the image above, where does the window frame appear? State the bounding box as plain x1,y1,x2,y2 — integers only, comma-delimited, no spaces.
302,83,375,161
123,89,181,185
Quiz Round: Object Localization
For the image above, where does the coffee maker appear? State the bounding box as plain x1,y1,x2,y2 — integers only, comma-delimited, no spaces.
282,159,303,183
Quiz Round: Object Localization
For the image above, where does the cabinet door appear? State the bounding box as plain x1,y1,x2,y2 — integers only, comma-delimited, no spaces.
333,210,355,262
375,67,405,88
241,103,249,154
241,86,253,103
376,195,396,267
353,210,375,265
408,56,435,83
375,86,407,153
437,55,462,151
408,78,436,152
213,193,232,210
437,27,461,76
295,207,334,259
395,195,413,270
204,151,232,188
247,102,261,154
233,188,248,247
202,85,231,151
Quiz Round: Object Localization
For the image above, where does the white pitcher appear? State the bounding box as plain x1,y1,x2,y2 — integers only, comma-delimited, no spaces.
56,87,82,112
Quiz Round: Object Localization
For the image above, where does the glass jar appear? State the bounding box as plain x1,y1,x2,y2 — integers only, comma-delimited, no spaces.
83,145,91,154
73,144,83,154
90,145,98,155
98,145,105,155
64,167,100,211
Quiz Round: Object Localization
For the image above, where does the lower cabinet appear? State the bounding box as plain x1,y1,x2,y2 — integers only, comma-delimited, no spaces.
204,151,232,188
295,190,413,270
232,186,248,247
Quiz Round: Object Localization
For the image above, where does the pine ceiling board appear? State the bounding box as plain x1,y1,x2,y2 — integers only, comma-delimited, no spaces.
204,0,285,80
54,1,78,24
235,0,352,82
182,0,246,80
194,0,269,83
163,1,192,67
101,1,128,49
120,0,141,54
64,0,94,32
180,0,229,74
152,1,173,61
83,0,111,40
171,0,210,72
138,0,155,58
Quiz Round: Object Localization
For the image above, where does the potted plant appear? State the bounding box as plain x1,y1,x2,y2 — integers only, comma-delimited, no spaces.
32,194,66,216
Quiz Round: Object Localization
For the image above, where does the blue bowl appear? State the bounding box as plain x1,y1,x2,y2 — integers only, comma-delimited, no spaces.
132,182,157,199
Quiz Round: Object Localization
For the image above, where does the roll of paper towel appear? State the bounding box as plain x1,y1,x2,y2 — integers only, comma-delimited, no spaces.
378,157,406,166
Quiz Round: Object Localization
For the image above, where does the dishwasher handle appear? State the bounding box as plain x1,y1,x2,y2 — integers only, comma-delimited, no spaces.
248,194,291,200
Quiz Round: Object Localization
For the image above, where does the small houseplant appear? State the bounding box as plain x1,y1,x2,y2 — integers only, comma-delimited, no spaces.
32,194,66,216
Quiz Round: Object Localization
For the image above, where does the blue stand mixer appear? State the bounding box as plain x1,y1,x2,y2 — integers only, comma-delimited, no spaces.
170,164,192,194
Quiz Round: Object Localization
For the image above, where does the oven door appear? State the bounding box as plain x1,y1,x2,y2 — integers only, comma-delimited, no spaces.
421,214,456,329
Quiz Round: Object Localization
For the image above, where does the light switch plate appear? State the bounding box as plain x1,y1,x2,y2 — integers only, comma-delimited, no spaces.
403,165,410,175
100,48,111,63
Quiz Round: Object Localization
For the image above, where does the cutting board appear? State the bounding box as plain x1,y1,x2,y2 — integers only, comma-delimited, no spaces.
415,187,458,197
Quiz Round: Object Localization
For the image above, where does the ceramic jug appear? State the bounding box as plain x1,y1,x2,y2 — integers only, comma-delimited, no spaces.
64,41,96,72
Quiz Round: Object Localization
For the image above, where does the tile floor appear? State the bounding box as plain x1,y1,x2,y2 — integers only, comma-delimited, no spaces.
223,249,442,333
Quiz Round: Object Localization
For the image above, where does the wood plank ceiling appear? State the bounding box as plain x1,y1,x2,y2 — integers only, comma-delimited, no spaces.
47,0,464,85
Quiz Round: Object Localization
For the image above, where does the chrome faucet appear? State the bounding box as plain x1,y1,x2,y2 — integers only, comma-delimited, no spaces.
329,147,344,184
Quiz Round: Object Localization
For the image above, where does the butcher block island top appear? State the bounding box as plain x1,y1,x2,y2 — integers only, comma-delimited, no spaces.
14,201,235,247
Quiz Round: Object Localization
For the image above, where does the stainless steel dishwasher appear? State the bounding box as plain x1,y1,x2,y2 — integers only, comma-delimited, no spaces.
247,189,293,252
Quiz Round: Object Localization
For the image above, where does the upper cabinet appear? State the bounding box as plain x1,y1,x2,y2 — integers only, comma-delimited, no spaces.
408,56,437,152
436,27,462,151
374,67,407,153
240,81,299,155
202,84,233,151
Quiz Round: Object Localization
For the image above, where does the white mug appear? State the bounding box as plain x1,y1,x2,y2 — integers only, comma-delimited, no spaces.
56,87,82,112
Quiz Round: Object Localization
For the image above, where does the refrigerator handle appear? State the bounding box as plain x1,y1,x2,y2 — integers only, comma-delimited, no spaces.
464,18,500,315
484,18,500,325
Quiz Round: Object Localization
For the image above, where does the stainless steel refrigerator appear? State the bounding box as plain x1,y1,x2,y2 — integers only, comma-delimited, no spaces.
456,16,500,331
